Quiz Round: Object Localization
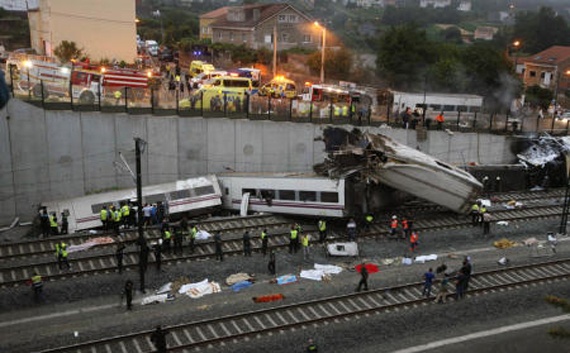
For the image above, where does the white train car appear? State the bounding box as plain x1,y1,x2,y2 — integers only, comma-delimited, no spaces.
217,172,350,218
42,175,222,233
364,133,482,213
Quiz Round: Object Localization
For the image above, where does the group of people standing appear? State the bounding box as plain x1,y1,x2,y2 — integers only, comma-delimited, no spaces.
470,201,492,234
38,207,68,238
421,257,473,304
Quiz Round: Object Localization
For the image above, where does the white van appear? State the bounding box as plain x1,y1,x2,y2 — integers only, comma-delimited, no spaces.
190,70,228,89
145,40,159,56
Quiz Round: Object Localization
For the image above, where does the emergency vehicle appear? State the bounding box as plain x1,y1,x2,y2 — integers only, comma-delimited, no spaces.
258,76,297,99
6,54,70,98
70,62,157,104
6,54,158,104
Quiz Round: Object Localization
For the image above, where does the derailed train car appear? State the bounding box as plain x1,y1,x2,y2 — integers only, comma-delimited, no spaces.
42,175,222,233
315,128,482,214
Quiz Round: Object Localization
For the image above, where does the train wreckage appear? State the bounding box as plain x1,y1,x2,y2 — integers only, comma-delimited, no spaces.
314,128,483,214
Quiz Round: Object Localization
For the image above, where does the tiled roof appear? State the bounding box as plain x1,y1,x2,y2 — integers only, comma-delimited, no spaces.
207,4,310,29
527,46,570,66
200,6,230,19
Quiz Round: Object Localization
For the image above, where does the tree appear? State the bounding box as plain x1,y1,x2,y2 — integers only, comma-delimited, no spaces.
306,47,353,82
513,7,570,53
525,85,553,109
53,41,84,63
375,24,436,90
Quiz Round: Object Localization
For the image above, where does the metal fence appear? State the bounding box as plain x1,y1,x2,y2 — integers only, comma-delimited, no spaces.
8,78,570,136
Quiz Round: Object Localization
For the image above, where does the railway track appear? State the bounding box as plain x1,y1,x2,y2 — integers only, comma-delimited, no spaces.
35,258,570,353
0,214,291,261
0,203,565,288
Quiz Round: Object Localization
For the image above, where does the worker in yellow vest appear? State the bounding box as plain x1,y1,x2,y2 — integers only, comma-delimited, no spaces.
55,241,71,270
301,233,310,260
114,207,122,235
49,212,59,236
289,225,299,254
100,206,109,230
114,90,122,105
189,224,198,253
121,202,130,229
31,272,44,302
162,228,172,254
318,219,327,243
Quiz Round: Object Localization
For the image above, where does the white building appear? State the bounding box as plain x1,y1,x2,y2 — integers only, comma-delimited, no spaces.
0,0,38,11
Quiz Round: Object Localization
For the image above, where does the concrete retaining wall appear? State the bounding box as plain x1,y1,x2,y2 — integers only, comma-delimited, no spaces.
0,99,518,225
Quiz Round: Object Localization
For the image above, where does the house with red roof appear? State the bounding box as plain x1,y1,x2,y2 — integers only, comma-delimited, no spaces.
199,4,318,51
521,46,570,92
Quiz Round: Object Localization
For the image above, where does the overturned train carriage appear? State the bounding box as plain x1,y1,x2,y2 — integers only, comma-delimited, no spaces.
315,128,482,214
42,175,222,233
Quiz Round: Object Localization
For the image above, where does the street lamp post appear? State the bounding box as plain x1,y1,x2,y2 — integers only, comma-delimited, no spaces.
512,40,521,74
315,22,326,83
23,60,32,99
551,69,570,132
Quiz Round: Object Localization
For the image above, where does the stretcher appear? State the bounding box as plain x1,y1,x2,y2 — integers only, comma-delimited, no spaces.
326,242,359,257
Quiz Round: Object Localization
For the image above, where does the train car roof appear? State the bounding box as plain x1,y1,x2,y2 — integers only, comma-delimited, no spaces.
217,171,336,180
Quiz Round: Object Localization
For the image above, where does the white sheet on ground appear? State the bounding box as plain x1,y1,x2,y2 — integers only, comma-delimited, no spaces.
156,282,172,295
300,264,343,281
178,279,221,299
141,293,171,305
67,237,115,253
314,263,343,274
414,254,438,263
196,230,211,240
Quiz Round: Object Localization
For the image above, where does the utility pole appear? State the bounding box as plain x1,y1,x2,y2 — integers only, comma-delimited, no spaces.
135,137,148,292
273,25,277,78
560,152,570,235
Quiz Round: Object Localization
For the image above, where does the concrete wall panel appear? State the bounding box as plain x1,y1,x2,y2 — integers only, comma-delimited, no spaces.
178,118,208,177
0,107,15,220
146,117,179,184
46,110,84,200
80,113,117,193
115,114,148,188
206,118,237,173
8,101,49,215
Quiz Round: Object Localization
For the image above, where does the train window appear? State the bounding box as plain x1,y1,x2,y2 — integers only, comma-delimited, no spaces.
278,190,296,200
299,191,316,202
146,194,165,204
443,105,455,111
224,187,229,196
457,105,467,112
243,188,257,197
260,190,274,199
320,192,339,203
170,190,190,200
194,185,215,197
91,202,107,214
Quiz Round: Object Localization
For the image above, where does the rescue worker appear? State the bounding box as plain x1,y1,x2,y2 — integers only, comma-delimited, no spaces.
214,232,223,261
153,239,163,271
150,325,168,353
356,262,369,292
116,242,126,274
268,250,276,275
260,229,268,256
189,224,198,253
243,230,252,257
114,206,122,235
389,215,399,238
123,279,133,310
401,217,410,239
55,241,71,270
470,202,480,226
121,201,130,229
60,212,69,235
100,205,109,231
435,111,444,130
306,338,318,352
173,226,184,256
301,233,311,260
114,89,122,105
318,219,327,243
289,225,299,254
31,272,44,303
162,228,172,254
410,231,419,252
364,213,374,232
479,204,487,226
49,212,59,236
40,208,50,238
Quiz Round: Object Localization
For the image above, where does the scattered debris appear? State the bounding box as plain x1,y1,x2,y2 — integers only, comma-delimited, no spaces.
494,238,517,249
68,237,114,253
253,294,285,303
141,293,175,305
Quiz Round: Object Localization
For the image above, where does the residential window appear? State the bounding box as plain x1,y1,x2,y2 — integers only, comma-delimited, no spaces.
540,72,545,79
281,33,289,43
278,14,286,22
288,15,299,22
303,34,311,43
242,33,247,42
230,32,234,41
529,71,536,77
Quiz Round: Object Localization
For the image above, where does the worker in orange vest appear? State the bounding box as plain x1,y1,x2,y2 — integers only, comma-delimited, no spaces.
390,215,399,238
402,217,410,239
410,231,419,252
435,112,444,130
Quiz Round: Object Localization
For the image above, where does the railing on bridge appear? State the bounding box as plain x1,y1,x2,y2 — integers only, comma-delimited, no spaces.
7,78,570,136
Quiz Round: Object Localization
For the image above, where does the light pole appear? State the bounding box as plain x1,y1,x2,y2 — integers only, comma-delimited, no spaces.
315,22,326,84
512,40,521,74
23,59,32,99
